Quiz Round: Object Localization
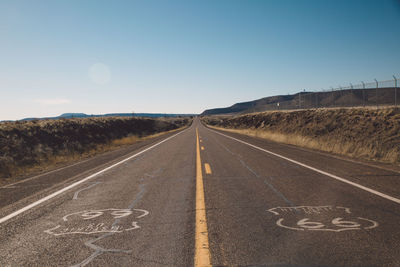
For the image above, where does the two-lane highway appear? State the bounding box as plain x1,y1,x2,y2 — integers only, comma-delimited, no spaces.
1,118,399,266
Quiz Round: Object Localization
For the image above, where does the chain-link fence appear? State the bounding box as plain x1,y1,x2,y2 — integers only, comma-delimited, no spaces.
250,76,399,112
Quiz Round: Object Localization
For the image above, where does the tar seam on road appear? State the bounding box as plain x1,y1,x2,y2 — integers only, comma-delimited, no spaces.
0,129,188,225
195,128,212,267
208,128,400,205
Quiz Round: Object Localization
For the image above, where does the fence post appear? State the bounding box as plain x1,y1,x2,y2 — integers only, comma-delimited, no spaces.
394,75,398,107
339,86,343,107
350,83,354,107
374,79,378,109
299,91,301,109
361,81,365,107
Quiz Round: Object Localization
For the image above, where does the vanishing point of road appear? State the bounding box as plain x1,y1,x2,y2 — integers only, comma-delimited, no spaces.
0,118,399,266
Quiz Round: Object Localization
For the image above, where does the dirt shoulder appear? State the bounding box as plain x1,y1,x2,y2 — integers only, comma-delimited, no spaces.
201,108,400,165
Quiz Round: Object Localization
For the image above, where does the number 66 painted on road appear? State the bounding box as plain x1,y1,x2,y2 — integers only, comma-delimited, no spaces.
297,217,360,229
277,217,378,232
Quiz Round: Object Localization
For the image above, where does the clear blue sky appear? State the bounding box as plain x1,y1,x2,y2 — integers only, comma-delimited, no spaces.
1,0,400,120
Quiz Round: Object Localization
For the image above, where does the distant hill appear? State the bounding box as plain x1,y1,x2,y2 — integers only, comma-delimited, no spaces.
201,87,398,115
59,113,88,118
201,95,295,115
21,112,196,121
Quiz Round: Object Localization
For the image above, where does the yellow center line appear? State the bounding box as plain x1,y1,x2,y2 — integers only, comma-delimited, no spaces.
204,163,212,174
195,128,212,267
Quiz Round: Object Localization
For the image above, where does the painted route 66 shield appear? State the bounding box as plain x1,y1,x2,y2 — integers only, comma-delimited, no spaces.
267,206,378,232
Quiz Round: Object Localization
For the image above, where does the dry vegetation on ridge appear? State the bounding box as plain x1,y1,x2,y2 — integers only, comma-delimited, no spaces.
0,116,191,180
201,108,400,165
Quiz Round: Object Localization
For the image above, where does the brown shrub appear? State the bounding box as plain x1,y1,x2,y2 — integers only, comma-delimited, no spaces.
0,117,191,179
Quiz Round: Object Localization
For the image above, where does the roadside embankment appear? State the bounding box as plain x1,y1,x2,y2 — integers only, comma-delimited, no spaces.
0,117,192,179
201,108,400,165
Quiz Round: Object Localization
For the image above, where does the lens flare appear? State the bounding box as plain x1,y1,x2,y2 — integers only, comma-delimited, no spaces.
89,63,111,85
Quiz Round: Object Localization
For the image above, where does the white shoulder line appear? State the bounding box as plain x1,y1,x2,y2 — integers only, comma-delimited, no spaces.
0,129,188,224
208,128,400,205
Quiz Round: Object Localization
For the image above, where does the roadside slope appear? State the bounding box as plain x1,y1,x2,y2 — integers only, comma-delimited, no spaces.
201,108,400,165
0,117,191,181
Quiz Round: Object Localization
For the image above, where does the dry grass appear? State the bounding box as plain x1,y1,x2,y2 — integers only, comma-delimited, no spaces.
0,117,191,180
0,126,188,186
208,126,392,162
111,135,141,146
203,107,400,165
111,127,183,146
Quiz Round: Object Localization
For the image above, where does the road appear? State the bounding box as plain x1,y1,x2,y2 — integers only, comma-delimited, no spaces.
0,118,399,266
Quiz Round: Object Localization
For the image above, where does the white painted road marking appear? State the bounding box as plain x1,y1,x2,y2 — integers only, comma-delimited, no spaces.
0,129,187,224
209,128,400,205
73,181,102,200
268,206,351,215
0,157,94,189
268,206,378,232
44,208,149,236
275,217,378,232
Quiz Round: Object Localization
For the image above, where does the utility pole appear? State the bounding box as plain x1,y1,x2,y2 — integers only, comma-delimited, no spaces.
394,75,398,107
374,79,378,109
361,81,366,107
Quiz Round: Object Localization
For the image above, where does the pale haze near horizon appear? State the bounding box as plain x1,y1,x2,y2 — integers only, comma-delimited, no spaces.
1,0,400,120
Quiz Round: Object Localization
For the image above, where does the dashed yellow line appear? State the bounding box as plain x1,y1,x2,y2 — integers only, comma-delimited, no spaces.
195,128,211,267
204,163,212,174
201,146,205,151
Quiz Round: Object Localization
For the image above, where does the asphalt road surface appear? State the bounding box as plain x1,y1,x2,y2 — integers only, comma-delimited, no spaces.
1,118,399,266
